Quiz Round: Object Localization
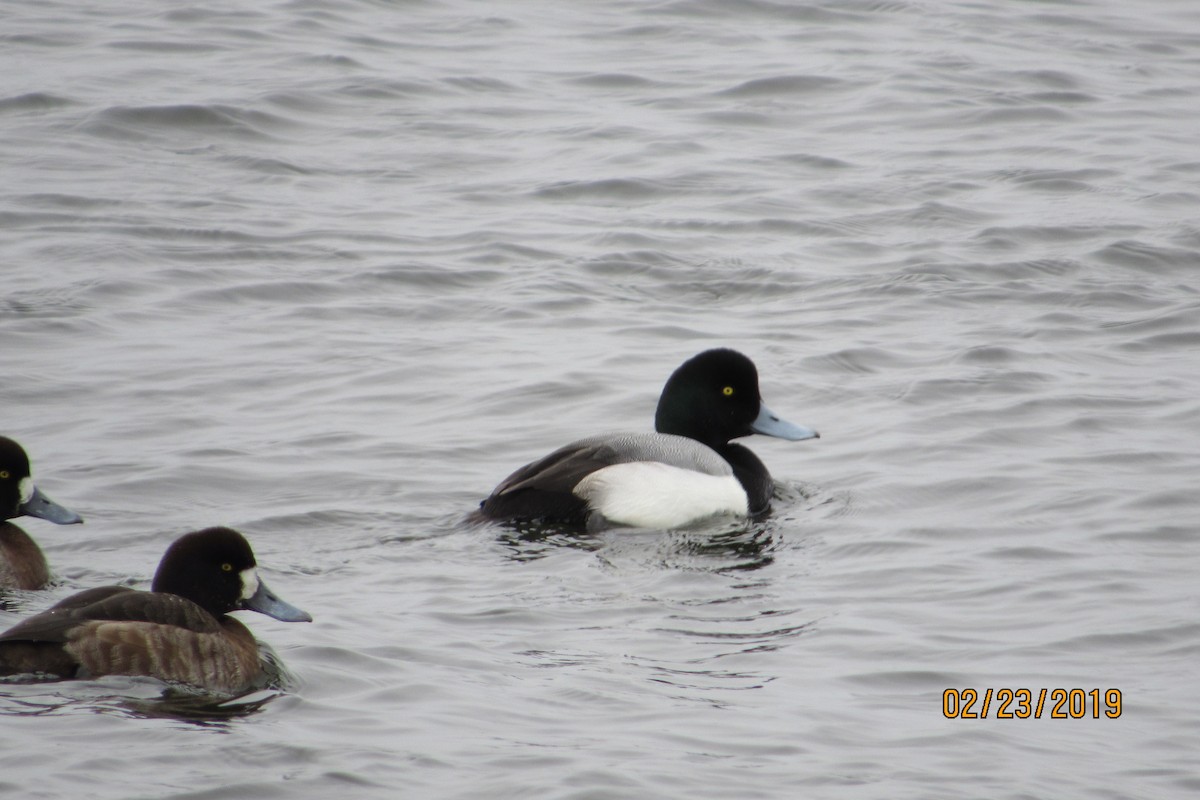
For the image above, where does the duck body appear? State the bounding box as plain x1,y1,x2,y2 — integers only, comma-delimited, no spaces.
481,432,750,529
0,437,84,591
0,527,310,695
0,587,264,694
478,349,819,529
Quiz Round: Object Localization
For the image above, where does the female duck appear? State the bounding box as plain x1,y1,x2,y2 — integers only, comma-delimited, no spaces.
1,437,83,590
0,527,311,695
477,348,819,529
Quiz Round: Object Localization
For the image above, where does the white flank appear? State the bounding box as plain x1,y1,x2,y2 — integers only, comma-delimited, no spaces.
573,461,749,528
240,567,260,601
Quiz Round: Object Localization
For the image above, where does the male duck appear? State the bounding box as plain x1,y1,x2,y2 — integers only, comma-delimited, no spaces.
0,527,311,694
477,348,819,529
1,437,83,590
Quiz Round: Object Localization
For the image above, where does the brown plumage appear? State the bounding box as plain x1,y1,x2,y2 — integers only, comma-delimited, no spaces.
0,527,310,695
0,525,51,591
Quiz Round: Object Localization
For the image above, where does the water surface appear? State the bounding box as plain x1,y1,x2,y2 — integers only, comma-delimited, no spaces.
2,0,1199,797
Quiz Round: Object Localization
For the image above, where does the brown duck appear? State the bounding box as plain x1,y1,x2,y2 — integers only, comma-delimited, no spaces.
0,436,83,590
0,527,311,694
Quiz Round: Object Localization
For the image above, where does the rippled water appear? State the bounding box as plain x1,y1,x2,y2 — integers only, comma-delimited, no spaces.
3,0,1199,797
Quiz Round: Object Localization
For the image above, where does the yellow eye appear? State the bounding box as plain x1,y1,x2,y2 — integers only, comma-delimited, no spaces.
221,563,233,572
0,471,8,479
722,386,734,396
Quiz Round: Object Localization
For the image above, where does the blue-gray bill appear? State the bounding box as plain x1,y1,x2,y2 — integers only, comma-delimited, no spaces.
242,579,312,622
20,485,84,525
750,404,820,441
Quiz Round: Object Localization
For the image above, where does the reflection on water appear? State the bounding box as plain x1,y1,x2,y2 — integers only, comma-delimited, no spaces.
0,642,296,725
493,516,782,573
489,480,838,573
0,682,283,727
664,526,780,572
492,519,606,562
121,687,283,726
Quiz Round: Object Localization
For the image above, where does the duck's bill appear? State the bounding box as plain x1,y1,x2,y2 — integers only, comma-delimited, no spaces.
751,404,820,441
242,579,312,622
20,485,84,525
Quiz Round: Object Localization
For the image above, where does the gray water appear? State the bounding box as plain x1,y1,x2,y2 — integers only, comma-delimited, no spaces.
3,0,1199,797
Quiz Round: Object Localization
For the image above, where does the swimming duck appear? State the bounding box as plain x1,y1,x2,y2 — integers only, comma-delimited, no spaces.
0,526,311,694
0,437,84,590
477,348,819,529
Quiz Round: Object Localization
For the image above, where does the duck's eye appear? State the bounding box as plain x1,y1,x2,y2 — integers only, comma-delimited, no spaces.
722,386,734,396
221,563,233,572
0,471,8,480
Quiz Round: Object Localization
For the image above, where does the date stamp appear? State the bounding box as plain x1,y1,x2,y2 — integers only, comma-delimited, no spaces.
943,688,1122,719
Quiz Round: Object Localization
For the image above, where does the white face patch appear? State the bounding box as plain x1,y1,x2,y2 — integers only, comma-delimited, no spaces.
239,567,260,601
18,477,34,506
